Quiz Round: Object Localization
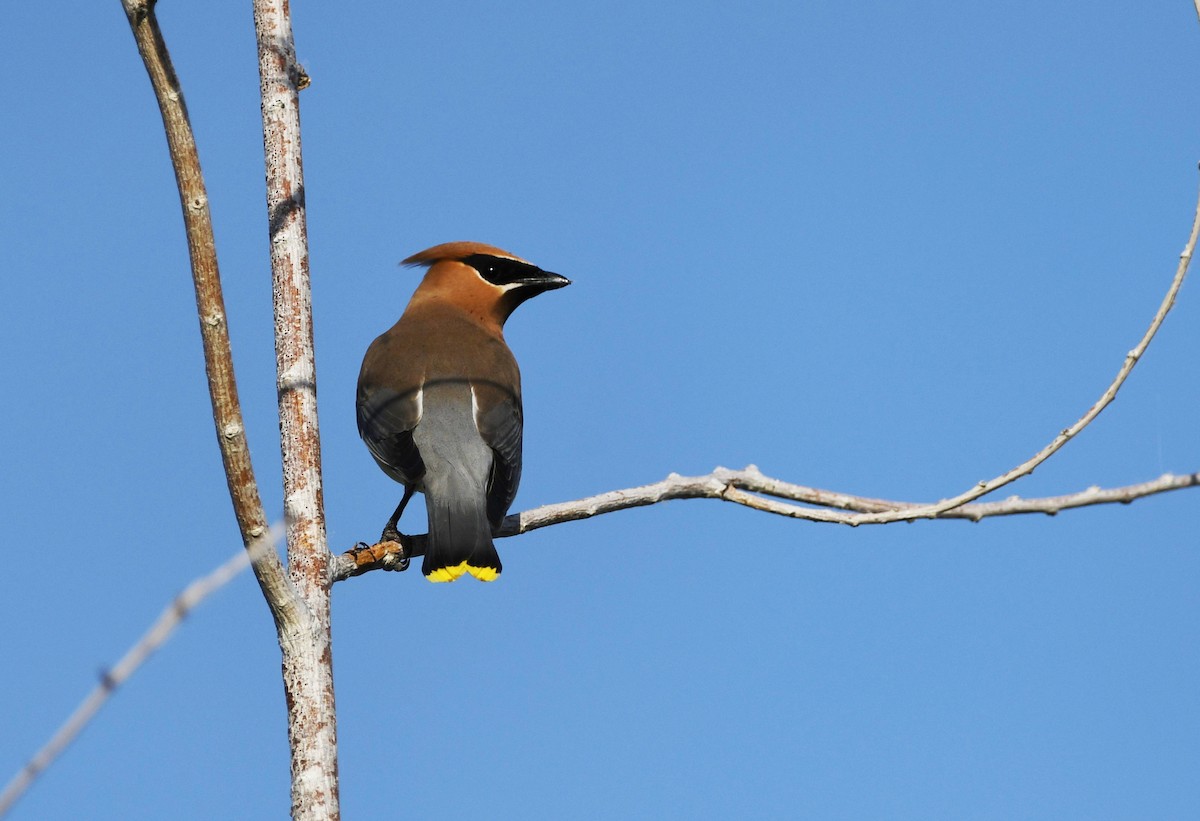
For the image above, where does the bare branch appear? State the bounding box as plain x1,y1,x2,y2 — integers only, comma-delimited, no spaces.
251,1,340,818
117,1,297,621
718,467,1200,524
0,527,284,819
332,469,1198,580
715,467,1200,520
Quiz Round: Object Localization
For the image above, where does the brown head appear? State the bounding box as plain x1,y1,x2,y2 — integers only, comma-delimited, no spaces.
402,241,571,331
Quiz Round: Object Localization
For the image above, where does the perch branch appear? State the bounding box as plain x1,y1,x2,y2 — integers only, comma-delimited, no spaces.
332,469,1198,579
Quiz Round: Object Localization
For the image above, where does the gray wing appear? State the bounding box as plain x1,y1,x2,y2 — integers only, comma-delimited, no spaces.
356,383,425,486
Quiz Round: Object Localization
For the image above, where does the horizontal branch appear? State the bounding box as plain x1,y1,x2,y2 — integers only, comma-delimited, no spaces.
331,467,1198,580
505,467,1200,527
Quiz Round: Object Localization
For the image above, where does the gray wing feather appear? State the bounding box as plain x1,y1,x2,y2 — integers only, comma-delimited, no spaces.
356,384,425,485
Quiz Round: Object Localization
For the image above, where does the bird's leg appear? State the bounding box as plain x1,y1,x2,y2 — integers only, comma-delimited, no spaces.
340,486,417,574
380,485,416,545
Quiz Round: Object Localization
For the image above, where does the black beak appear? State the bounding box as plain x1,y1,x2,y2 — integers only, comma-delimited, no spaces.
525,270,571,290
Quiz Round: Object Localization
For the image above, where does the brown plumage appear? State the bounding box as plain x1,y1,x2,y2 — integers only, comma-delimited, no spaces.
357,242,570,582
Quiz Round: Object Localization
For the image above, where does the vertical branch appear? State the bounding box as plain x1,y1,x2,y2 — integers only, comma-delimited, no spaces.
118,0,296,619
251,2,339,820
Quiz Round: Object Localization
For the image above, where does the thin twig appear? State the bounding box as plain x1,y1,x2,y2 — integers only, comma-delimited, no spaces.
0,527,284,818
719,467,1200,524
723,467,1200,520
839,176,1200,524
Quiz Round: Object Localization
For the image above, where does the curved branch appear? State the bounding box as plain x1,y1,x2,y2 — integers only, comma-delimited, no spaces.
716,466,1200,524
845,175,1200,524
118,0,297,621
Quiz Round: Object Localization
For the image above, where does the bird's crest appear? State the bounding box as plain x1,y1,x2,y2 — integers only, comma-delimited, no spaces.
402,241,530,268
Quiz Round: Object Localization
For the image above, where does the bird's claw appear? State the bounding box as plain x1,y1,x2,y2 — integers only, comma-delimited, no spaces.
346,538,409,572
381,527,411,572
378,527,411,570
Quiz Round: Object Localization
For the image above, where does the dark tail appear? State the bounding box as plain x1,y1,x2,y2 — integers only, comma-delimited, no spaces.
422,480,502,583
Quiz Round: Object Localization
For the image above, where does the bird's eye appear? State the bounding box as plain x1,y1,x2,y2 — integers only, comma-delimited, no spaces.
461,254,536,287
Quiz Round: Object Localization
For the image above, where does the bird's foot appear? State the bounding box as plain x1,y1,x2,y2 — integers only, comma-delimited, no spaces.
346,535,410,572
378,527,411,572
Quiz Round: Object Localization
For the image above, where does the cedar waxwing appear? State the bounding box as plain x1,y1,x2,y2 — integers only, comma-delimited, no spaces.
356,242,570,582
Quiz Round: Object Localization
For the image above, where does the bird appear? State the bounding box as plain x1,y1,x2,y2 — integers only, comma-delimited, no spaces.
356,241,570,582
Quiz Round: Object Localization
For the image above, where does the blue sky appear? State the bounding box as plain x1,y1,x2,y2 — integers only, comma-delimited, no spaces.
2,2,1198,818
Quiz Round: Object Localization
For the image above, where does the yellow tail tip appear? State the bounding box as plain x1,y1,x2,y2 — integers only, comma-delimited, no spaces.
467,565,499,582
425,560,500,583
